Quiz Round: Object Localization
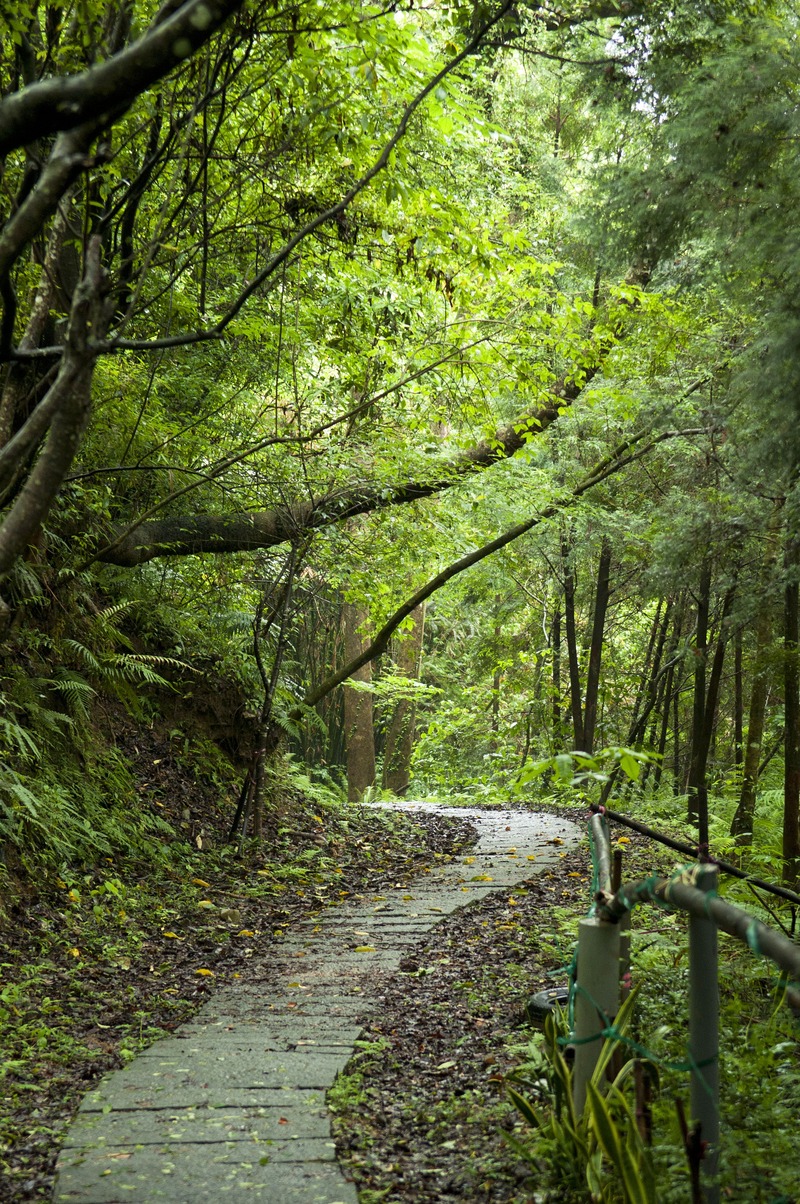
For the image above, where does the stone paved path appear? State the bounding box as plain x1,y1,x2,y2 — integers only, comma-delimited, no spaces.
54,803,582,1203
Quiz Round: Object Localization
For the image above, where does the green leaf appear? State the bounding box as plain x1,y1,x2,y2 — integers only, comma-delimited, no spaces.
507,1084,543,1129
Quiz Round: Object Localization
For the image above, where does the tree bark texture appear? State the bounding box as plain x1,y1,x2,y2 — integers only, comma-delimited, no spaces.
343,600,376,802
783,536,800,888
562,533,584,750
382,603,426,795
582,537,612,756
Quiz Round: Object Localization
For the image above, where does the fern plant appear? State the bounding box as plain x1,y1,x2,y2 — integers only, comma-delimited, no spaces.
0,597,190,871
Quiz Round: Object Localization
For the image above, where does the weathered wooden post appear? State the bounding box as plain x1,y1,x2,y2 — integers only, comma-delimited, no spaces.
574,816,619,1116
573,915,621,1115
688,864,719,1204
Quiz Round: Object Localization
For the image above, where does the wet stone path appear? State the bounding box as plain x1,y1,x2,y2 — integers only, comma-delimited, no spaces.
54,804,582,1203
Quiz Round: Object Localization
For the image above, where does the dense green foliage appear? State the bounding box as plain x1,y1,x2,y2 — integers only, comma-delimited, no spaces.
1,2,800,1196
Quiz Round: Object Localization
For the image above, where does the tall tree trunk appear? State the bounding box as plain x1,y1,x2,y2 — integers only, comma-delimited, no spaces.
630,598,666,739
601,597,672,802
582,537,612,756
673,663,682,795
652,662,675,791
732,616,771,842
783,536,800,888
733,628,744,772
633,599,673,742
343,600,376,802
229,541,306,843
382,603,425,795
731,612,773,846
687,561,711,834
688,567,736,847
552,602,562,740
730,503,782,847
562,534,584,750
648,594,687,792
489,596,502,752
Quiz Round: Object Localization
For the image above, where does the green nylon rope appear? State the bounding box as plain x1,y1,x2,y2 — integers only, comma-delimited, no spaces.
550,815,798,1110
745,919,762,956
559,982,719,1079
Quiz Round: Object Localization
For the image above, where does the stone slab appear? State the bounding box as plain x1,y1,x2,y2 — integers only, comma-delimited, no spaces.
54,1150,358,1203
78,1050,351,1097
63,1105,332,1147
80,1086,325,1114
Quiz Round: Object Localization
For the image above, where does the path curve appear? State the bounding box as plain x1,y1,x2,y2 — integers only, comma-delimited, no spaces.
54,804,581,1203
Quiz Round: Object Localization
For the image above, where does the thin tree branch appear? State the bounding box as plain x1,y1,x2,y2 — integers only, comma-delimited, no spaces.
80,333,500,566
298,427,704,711
88,0,517,356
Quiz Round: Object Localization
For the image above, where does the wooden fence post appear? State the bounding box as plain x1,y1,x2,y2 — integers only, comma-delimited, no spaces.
688,864,720,1204
573,915,620,1115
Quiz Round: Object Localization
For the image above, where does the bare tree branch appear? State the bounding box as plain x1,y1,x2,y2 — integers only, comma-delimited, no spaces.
0,0,246,157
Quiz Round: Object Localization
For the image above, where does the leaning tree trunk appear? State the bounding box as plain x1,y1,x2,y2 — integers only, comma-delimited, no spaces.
343,600,376,802
631,598,667,740
652,594,687,792
601,596,672,803
382,603,426,795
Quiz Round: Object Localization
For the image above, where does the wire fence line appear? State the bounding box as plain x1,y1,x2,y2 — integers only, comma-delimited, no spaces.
564,808,800,1204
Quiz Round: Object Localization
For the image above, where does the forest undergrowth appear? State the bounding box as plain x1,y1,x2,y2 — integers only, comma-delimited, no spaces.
330,804,800,1204
0,707,476,1203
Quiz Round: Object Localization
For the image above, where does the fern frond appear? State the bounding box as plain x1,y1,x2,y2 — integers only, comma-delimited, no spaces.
108,655,171,688
96,601,137,624
63,639,104,675
125,654,194,673
51,670,96,721
0,718,41,762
